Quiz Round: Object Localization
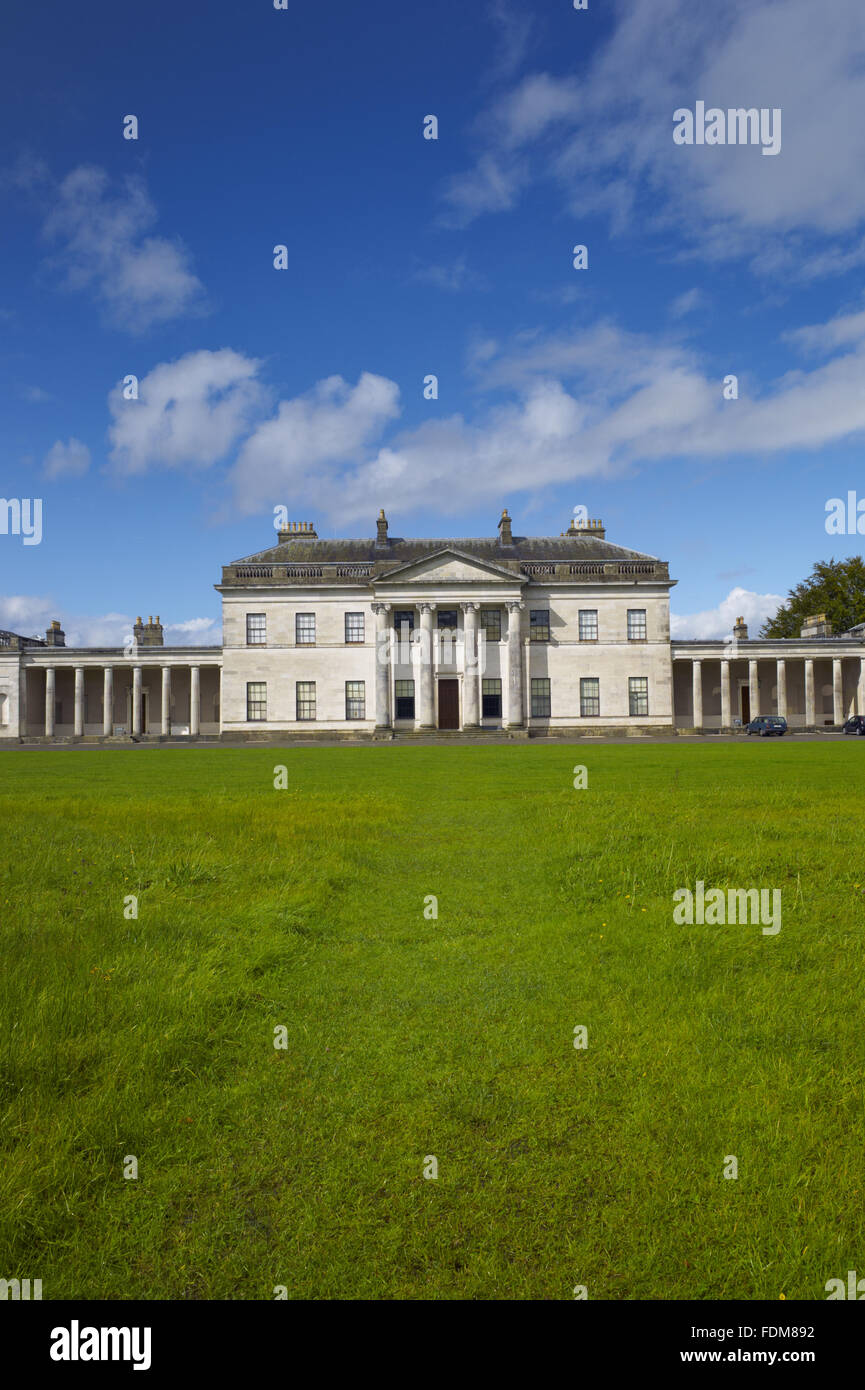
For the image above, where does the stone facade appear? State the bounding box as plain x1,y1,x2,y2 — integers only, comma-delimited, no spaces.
2,510,864,742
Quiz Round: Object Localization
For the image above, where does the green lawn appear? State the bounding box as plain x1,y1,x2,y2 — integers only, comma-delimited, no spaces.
1,742,863,1300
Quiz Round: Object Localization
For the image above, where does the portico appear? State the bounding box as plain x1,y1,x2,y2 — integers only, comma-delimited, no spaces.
21,653,222,739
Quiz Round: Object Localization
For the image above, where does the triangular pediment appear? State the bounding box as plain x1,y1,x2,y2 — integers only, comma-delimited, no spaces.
374,548,525,586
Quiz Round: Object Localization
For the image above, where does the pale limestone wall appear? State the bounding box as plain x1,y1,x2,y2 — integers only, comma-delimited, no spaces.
221,585,675,730
0,651,21,738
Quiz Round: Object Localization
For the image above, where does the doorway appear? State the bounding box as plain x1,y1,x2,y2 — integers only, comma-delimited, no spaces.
740,686,750,725
437,679,460,730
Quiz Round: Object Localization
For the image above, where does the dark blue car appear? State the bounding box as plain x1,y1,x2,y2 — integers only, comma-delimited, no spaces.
746,716,787,737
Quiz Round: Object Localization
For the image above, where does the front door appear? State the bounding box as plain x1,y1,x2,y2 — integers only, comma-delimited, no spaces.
438,679,460,730
740,686,750,724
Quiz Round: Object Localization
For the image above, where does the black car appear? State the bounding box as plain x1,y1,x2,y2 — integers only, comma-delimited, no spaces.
843,715,865,735
746,716,787,737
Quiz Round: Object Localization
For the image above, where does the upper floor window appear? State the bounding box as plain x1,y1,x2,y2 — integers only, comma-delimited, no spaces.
578,610,598,642
296,613,316,645
393,609,415,635
530,609,550,642
345,612,364,644
247,682,267,721
437,609,458,631
481,608,501,642
627,609,647,641
296,681,316,720
246,613,266,645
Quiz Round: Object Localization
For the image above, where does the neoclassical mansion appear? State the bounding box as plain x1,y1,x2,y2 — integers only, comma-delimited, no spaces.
1,508,863,742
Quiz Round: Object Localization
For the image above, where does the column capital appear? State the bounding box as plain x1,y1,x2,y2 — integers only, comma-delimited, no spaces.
460,601,479,613
418,602,437,614
506,600,524,613
371,601,392,616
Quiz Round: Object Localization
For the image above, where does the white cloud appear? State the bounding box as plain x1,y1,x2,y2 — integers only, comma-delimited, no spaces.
0,595,220,648
441,0,865,277
229,372,401,513
671,587,784,640
42,437,91,479
108,349,264,475
42,166,206,331
669,288,706,319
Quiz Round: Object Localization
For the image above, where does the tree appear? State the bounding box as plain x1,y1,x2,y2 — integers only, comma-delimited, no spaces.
760,557,865,638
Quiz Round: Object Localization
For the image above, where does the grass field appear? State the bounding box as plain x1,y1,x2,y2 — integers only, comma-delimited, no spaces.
1,742,863,1301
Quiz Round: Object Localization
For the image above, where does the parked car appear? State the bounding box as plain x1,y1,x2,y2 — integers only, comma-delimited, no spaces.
842,715,865,735
746,716,788,737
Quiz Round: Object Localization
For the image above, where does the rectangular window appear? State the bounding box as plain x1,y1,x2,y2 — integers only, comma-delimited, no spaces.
531,677,551,718
482,678,502,718
296,613,316,645
530,609,550,642
247,681,267,722
345,612,364,644
578,610,598,642
395,679,415,720
629,677,649,716
296,681,316,720
437,609,458,631
345,680,365,720
627,609,647,641
393,609,415,635
480,608,501,642
246,613,266,645
580,677,600,718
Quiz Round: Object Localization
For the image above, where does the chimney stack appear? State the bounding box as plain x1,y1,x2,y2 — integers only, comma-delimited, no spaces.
45,619,66,647
376,509,389,548
733,615,749,642
277,521,318,541
497,508,513,546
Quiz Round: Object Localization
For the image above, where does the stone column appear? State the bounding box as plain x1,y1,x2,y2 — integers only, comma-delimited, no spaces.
506,601,524,728
776,658,787,720
691,660,702,729
74,666,84,737
748,659,759,720
45,666,55,737
103,666,113,737
833,657,843,725
162,666,171,736
462,603,480,728
418,603,436,728
720,660,731,729
804,658,815,727
132,666,143,735
190,666,200,737
372,604,391,728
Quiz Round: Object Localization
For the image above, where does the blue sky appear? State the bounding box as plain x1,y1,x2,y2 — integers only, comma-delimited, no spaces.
3,0,865,644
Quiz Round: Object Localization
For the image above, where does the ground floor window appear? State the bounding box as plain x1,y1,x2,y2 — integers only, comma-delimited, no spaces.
482,678,502,718
580,677,599,717
395,679,415,719
296,681,316,720
247,681,267,721
345,680,365,719
629,677,649,716
531,677,551,718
